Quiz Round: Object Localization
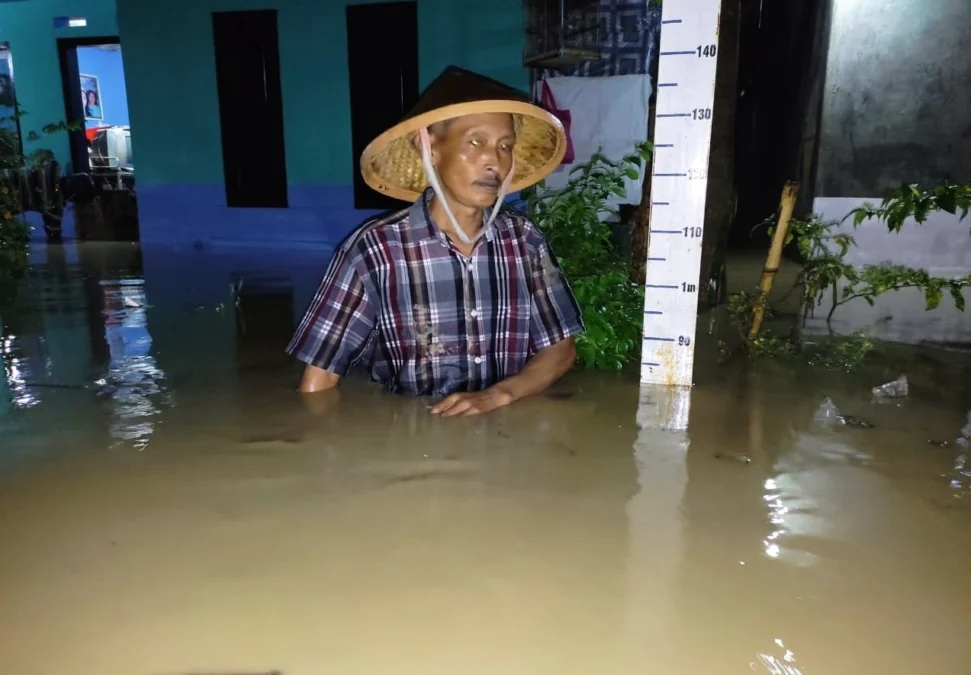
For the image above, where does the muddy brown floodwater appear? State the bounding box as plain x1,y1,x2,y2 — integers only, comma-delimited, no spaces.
1,243,970,674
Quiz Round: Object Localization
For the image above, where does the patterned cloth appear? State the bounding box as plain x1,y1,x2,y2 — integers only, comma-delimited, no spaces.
286,189,585,396
536,1,662,79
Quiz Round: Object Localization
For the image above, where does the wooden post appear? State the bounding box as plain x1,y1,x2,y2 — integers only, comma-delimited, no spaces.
629,97,657,286
748,181,799,340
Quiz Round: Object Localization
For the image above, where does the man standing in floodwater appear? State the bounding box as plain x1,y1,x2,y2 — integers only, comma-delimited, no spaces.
286,66,584,417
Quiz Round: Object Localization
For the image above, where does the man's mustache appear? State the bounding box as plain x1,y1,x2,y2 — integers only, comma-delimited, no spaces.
473,175,502,188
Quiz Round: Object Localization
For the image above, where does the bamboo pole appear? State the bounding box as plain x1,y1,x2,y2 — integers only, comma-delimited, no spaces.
748,181,799,340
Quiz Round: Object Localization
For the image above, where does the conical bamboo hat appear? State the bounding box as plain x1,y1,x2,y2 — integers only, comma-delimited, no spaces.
360,66,567,202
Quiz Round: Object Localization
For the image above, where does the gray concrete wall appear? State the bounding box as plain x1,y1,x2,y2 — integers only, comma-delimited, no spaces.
815,0,971,196
810,0,971,345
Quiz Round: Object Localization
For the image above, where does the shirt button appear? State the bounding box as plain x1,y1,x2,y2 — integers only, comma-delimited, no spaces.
474,356,483,364
467,264,474,273
470,309,478,317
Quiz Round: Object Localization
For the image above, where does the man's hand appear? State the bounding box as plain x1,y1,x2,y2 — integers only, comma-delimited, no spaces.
429,388,514,418
430,338,577,418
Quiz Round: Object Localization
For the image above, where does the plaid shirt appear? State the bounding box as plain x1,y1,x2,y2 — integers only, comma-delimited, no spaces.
286,189,585,396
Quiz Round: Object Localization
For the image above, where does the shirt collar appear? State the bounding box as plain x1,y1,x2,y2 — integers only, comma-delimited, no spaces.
408,188,502,244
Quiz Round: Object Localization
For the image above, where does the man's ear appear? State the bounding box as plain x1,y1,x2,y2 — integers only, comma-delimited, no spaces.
412,129,441,165
427,138,442,167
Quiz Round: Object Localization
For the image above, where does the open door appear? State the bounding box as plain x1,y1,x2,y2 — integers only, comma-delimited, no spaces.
57,36,138,241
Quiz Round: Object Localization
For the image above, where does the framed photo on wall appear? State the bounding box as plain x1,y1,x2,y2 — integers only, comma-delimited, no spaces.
80,73,103,121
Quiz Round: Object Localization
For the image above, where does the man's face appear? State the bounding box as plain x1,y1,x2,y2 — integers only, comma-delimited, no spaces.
430,112,516,210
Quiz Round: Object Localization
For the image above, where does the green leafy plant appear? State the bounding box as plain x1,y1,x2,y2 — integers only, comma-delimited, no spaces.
725,181,971,369
0,182,30,302
520,143,653,370
849,182,971,233
767,213,971,326
724,290,798,359
805,330,874,370
724,289,874,371
0,123,30,303
0,109,79,303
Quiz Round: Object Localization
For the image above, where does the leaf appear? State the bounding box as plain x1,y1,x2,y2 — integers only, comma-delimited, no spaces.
937,191,957,214
913,200,930,224
951,285,967,312
924,286,942,311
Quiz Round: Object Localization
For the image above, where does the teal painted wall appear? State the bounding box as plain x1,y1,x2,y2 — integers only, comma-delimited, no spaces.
0,0,119,166
117,0,527,186
1,0,527,246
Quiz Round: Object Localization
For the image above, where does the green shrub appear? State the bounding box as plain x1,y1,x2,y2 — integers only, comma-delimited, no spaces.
520,144,653,369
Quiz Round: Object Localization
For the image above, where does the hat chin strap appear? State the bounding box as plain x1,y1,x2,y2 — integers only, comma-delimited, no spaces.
418,127,514,247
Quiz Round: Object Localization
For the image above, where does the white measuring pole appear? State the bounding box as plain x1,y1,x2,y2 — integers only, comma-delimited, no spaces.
640,0,722,387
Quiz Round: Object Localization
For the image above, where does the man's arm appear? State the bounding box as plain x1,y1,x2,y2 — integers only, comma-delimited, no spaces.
431,233,585,417
493,337,576,401
298,364,341,393
286,244,375,393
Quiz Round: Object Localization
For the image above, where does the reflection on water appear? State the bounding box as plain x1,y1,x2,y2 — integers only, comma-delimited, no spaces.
1,332,40,409
97,278,169,450
763,477,788,559
754,638,804,675
951,451,970,499
0,242,970,674
0,244,170,450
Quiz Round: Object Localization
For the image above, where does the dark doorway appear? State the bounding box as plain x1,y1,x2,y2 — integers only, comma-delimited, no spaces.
212,9,288,209
731,0,829,250
346,1,419,211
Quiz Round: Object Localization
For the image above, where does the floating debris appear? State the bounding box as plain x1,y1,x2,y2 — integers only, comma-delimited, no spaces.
714,452,752,464
872,374,909,400
814,397,875,429
956,412,971,448
842,415,875,429
814,397,843,426
927,414,971,448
